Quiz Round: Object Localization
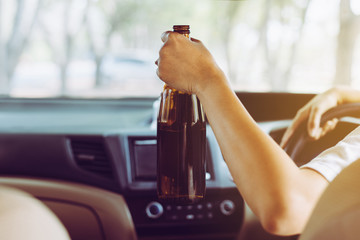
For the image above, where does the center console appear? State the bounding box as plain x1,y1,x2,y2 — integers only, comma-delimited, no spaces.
121,128,244,240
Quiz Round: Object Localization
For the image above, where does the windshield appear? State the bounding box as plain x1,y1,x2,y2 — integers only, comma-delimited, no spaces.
1,0,359,98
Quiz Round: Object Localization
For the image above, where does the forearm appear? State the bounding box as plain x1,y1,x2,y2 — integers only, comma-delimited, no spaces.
197,80,326,234
198,81,295,208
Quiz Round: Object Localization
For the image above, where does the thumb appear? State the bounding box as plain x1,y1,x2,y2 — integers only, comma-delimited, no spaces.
161,31,172,43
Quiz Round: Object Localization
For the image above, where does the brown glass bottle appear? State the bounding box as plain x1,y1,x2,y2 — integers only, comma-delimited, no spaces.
157,25,207,204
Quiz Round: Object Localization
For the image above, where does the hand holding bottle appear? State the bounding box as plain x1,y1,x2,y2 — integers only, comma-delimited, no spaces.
156,31,227,96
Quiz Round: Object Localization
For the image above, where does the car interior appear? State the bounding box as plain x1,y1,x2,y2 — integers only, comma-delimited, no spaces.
1,0,360,240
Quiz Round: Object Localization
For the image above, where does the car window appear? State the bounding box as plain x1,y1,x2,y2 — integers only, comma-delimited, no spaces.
1,0,359,98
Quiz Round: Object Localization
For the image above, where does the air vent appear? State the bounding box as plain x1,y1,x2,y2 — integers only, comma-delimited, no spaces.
69,137,114,179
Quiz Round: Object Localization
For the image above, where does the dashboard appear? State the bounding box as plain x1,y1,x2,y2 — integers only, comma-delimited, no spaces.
0,93,314,240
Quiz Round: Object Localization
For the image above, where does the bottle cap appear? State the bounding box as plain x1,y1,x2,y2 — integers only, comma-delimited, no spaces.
173,25,190,34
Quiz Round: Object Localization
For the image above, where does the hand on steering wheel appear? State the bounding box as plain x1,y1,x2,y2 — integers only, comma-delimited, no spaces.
280,88,343,148
282,102,360,165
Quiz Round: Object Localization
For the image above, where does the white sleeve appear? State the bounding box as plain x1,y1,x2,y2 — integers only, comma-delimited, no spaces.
301,126,360,182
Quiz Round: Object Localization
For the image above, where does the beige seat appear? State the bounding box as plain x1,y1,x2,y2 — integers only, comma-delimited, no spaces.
0,177,137,240
300,158,360,240
0,186,70,240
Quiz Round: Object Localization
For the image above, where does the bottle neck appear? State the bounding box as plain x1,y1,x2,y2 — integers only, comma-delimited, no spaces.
173,25,190,38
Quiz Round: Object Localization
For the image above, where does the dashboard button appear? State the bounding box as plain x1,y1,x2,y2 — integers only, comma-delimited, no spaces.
170,215,178,220
197,214,204,219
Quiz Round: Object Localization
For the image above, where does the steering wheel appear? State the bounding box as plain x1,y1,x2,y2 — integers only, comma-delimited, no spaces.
284,103,360,166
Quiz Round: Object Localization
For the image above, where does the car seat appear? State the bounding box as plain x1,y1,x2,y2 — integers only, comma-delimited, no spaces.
0,186,70,240
300,158,360,240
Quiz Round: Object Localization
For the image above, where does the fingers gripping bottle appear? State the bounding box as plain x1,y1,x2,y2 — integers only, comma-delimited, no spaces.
157,25,207,204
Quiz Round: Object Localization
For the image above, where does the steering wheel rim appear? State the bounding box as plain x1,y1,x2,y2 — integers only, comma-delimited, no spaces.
284,103,360,166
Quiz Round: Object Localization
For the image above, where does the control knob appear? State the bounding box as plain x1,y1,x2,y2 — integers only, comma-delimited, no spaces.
220,200,235,216
145,201,164,219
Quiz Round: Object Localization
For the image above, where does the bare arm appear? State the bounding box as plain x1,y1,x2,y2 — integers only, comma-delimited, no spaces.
156,32,328,235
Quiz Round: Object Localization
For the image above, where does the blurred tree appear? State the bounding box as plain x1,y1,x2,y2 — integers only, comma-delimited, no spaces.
207,0,311,92
0,0,42,95
214,1,242,84
200,0,244,89
258,0,311,91
38,0,89,94
86,0,140,87
281,0,311,90
333,0,360,85
86,0,192,87
3,0,349,96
